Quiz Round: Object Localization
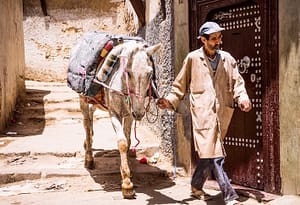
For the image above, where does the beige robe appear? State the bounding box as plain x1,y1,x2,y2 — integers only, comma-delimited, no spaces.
166,47,249,158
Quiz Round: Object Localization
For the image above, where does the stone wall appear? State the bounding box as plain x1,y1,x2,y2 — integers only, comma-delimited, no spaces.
279,0,300,195
0,1,25,131
144,0,191,172
144,0,176,162
23,0,138,82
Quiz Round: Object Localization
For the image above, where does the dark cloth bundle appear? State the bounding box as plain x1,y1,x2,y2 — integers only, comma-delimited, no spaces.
67,32,112,96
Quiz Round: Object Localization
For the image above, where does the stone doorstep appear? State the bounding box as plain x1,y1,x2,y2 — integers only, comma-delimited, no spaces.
204,180,281,203
0,152,86,185
0,151,80,158
0,169,88,185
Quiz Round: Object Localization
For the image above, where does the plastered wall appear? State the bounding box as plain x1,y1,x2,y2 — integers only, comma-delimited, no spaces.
279,0,300,195
0,1,25,131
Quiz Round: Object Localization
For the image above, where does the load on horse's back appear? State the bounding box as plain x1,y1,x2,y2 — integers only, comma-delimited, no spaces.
67,31,161,199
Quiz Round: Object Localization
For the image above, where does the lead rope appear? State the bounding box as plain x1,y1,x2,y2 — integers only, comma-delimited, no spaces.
131,120,140,152
131,83,155,152
145,84,159,123
130,85,150,152
133,83,160,154
145,83,152,111
119,56,157,152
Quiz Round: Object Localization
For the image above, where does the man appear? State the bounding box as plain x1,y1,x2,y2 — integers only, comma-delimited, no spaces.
157,21,252,205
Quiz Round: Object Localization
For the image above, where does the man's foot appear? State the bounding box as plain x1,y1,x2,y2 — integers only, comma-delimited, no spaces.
226,199,243,205
190,186,213,201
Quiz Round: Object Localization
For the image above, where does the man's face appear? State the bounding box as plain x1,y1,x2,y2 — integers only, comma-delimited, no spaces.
201,32,223,53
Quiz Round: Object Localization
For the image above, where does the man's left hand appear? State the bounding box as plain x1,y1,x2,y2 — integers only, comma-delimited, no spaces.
239,99,252,112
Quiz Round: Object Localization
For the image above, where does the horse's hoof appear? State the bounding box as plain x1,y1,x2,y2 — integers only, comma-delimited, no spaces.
122,188,136,199
84,160,95,169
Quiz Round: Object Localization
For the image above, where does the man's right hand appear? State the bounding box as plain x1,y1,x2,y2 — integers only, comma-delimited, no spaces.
156,98,172,109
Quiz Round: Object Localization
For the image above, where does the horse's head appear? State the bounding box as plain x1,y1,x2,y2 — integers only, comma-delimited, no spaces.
120,41,161,120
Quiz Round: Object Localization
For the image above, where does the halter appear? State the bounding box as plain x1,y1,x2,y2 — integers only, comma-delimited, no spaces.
119,55,156,152
119,56,132,104
92,54,158,118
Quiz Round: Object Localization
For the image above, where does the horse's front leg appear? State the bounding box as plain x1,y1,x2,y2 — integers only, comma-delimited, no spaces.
123,116,133,154
111,114,135,199
80,96,95,169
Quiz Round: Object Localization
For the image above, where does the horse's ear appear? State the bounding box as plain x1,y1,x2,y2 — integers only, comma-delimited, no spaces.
146,43,161,56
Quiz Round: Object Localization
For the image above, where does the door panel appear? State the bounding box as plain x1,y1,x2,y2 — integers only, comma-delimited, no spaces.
211,2,264,190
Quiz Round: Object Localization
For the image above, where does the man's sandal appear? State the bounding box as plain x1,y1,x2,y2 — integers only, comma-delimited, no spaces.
226,199,243,205
190,187,213,201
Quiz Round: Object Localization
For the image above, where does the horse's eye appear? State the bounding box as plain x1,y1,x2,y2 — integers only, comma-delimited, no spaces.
149,73,153,80
147,72,153,81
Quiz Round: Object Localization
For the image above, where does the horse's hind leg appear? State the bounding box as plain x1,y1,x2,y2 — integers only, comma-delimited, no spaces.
80,96,95,169
111,115,135,199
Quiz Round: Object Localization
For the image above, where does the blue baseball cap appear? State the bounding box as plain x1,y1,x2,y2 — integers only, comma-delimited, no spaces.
197,21,225,39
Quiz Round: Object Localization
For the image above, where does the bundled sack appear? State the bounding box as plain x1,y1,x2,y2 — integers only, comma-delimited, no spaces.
67,32,113,96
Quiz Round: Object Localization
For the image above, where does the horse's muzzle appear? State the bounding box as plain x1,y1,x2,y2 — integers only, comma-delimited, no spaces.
132,111,145,121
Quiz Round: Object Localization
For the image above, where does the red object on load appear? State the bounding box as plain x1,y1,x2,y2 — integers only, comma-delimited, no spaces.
139,156,147,164
98,40,114,63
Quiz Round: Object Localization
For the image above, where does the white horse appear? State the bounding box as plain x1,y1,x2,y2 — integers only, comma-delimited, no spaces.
79,39,161,198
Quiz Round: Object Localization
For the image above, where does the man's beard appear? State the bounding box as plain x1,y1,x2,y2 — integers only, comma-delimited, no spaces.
213,44,221,50
207,44,221,52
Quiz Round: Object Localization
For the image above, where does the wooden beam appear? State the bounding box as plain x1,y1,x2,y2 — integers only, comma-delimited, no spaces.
129,0,145,26
40,0,48,16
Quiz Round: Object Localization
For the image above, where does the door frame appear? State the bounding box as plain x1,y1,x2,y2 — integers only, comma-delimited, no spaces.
188,0,280,194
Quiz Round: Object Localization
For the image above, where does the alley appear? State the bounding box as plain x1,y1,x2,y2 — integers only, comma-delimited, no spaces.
1,0,300,204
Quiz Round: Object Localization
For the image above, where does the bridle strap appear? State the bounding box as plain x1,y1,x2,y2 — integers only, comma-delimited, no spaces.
120,56,132,103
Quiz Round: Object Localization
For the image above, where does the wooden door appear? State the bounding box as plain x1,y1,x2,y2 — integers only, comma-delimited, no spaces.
188,0,280,193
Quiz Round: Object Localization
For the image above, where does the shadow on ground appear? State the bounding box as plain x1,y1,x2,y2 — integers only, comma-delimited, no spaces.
85,150,255,205
87,149,188,204
1,88,50,138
